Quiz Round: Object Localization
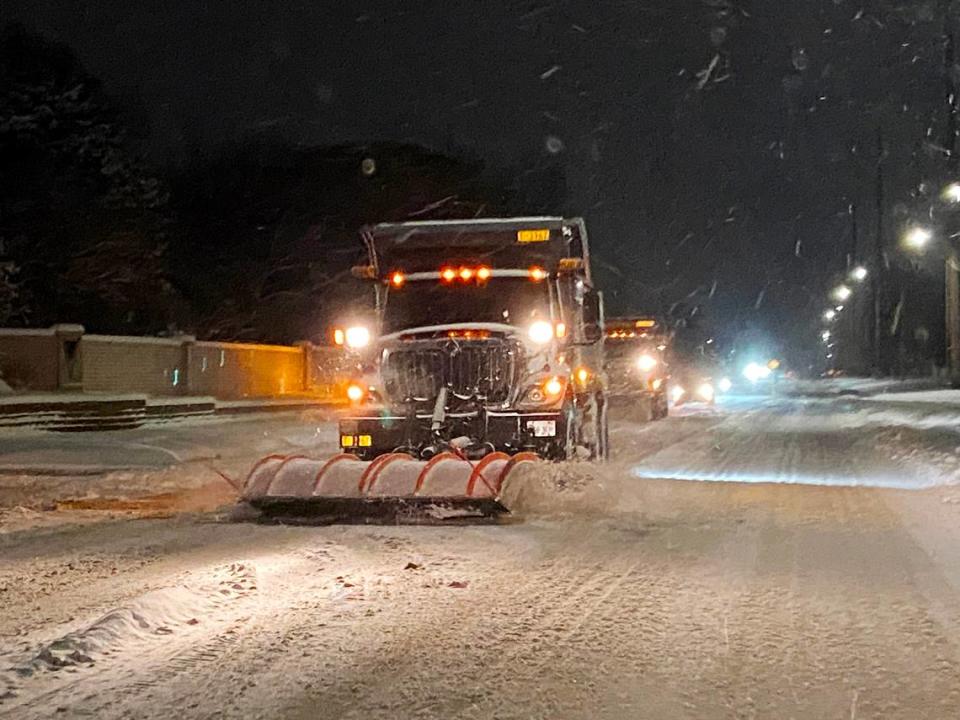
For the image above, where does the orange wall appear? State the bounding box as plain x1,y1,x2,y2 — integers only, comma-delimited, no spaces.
0,328,352,400
189,341,305,398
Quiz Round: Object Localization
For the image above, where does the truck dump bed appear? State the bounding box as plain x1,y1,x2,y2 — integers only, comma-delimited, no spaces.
361,217,591,280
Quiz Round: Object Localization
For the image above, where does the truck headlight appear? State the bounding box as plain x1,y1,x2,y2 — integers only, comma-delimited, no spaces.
520,375,566,407
345,326,371,349
718,377,732,392
528,320,554,345
671,385,685,403
544,376,564,397
637,354,657,372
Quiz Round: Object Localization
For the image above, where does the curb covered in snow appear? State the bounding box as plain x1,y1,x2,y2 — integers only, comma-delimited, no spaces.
0,394,341,432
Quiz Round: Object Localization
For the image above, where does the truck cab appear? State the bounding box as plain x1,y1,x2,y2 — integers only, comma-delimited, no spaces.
336,217,608,461
603,317,670,420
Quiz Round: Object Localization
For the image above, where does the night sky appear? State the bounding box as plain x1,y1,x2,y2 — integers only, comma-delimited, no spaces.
2,0,951,365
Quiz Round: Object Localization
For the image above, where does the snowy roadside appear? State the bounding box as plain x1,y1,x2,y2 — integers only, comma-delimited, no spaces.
783,376,943,397
0,411,338,535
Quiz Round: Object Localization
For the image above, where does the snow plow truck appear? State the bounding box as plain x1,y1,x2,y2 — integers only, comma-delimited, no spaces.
604,316,670,421
241,217,609,522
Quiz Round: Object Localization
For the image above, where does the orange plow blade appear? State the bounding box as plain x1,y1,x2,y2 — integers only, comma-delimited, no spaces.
240,451,539,524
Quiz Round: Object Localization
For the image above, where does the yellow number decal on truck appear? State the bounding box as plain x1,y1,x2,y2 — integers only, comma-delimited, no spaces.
517,229,550,243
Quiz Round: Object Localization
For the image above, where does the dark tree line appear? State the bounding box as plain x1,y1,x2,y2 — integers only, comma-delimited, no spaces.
0,25,564,343
0,23,174,332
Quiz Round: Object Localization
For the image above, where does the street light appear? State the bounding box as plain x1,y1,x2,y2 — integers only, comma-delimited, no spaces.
903,226,933,250
849,265,868,282
943,182,960,204
821,330,831,341
823,309,836,321
832,284,852,302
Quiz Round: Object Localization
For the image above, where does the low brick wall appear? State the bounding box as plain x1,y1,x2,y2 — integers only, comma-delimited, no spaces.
0,327,351,401
0,328,60,391
82,335,187,396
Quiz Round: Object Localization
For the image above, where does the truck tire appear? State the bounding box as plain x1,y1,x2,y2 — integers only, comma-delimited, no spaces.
557,400,577,461
597,393,610,460
655,392,669,419
579,392,608,461
634,395,656,423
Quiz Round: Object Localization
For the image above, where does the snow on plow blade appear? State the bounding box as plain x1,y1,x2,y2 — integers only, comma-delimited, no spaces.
240,451,538,524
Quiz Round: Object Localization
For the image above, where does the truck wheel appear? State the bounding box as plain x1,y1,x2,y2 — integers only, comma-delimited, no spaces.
579,392,607,461
655,392,669,419
635,395,655,423
562,401,577,460
597,394,610,460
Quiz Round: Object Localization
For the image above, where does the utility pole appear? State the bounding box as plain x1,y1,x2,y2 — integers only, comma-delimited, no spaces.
943,21,960,382
872,126,885,375
850,203,861,372
947,252,960,379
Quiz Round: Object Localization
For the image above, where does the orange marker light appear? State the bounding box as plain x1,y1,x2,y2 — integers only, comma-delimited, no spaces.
477,266,491,281
555,322,566,339
390,271,405,288
459,267,474,281
529,266,547,282
576,367,589,384
333,328,345,346
440,267,457,282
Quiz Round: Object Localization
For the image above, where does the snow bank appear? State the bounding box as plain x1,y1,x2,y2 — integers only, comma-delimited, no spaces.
501,460,641,518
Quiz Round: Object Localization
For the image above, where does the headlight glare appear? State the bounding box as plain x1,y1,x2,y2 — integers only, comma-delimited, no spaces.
528,320,554,345
637,354,658,372
544,376,564,397
697,382,715,402
345,326,371,349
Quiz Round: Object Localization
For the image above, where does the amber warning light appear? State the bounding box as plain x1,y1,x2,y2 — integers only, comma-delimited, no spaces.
437,266,493,284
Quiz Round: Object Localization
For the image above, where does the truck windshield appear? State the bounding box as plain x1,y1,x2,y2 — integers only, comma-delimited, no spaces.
382,279,551,334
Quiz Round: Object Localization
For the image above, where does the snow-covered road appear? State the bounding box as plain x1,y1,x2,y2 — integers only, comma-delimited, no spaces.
3,392,960,718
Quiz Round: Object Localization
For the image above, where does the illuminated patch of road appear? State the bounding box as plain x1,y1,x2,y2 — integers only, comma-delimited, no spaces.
629,466,939,490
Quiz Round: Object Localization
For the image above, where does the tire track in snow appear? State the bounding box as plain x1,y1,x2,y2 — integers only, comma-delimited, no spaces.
0,562,258,717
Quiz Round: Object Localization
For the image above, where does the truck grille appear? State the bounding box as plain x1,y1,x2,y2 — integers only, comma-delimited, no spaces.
382,341,521,406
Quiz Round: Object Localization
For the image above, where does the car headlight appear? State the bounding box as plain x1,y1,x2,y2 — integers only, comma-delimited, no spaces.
345,326,371,349
637,354,658,372
718,377,732,393
671,385,685,403
697,382,715,401
743,362,771,382
528,320,554,345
